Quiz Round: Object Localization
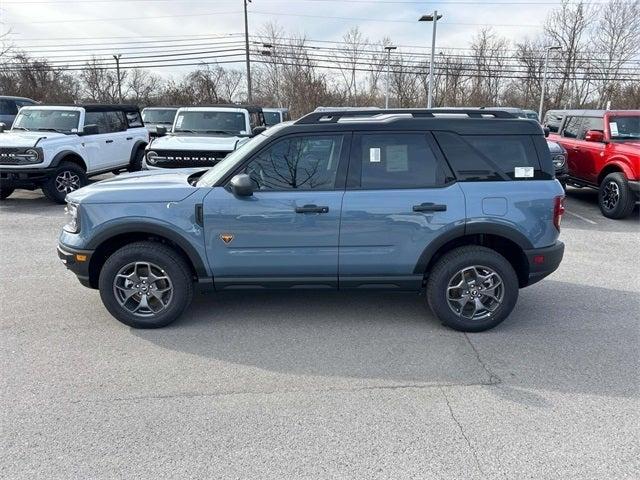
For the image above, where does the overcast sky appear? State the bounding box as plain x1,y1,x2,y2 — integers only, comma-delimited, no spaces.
1,0,582,77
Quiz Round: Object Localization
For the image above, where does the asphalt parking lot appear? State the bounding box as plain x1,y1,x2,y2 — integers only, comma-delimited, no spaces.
1,182,639,479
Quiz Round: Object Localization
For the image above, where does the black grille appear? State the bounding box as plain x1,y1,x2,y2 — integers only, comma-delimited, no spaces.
153,150,230,161
0,148,26,165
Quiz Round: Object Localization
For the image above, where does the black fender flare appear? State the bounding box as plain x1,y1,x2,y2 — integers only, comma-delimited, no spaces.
86,221,209,280
129,140,148,163
50,150,87,170
413,222,534,274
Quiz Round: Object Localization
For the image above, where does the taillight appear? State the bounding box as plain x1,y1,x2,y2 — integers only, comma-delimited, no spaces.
553,195,565,231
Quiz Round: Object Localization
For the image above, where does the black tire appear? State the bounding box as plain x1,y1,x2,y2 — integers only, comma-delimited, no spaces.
426,246,519,332
0,183,15,200
598,172,636,219
98,241,193,328
128,148,145,172
42,161,88,204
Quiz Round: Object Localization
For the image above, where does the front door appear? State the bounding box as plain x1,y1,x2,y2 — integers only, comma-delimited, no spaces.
339,131,466,290
203,133,349,289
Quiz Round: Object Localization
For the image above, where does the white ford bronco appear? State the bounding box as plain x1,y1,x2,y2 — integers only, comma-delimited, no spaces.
0,104,149,203
144,105,266,169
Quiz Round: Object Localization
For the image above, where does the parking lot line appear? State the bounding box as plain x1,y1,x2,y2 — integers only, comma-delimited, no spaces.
564,210,598,225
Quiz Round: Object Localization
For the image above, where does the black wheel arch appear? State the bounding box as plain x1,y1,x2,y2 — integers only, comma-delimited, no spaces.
50,151,87,170
130,141,148,162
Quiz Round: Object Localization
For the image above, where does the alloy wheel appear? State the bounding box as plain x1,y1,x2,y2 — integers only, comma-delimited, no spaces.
55,170,81,193
113,262,174,317
601,181,620,210
446,265,504,320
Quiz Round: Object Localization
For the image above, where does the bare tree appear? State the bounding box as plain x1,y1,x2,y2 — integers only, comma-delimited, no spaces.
80,58,122,102
127,69,161,106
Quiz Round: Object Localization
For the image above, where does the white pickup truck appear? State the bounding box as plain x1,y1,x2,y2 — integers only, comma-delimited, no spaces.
0,104,148,203
144,105,266,169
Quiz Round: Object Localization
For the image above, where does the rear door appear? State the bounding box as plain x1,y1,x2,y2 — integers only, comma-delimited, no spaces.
82,111,120,172
203,132,349,289
338,131,465,290
104,110,133,166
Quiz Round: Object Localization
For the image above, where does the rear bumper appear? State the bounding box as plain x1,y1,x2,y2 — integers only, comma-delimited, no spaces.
523,241,565,287
57,243,94,288
1,167,56,189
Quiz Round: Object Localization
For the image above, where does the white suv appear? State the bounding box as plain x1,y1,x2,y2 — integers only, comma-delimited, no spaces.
0,104,148,203
144,105,265,169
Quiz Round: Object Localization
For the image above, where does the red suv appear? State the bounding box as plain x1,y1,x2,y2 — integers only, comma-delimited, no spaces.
549,110,639,218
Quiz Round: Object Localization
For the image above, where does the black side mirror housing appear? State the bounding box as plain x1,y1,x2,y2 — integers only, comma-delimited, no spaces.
251,126,267,136
156,126,167,136
543,126,550,138
229,173,254,197
81,124,99,135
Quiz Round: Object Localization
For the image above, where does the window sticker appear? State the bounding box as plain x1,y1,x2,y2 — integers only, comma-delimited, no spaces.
369,147,381,163
175,115,184,128
514,166,534,178
386,144,409,172
609,122,619,136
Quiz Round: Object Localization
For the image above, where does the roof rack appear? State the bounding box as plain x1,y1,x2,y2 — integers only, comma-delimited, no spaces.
295,108,516,124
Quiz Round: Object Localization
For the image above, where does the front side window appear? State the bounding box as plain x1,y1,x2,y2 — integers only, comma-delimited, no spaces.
0,100,17,115
174,111,248,135
580,117,604,138
608,116,640,140
13,109,80,133
355,133,452,189
263,111,281,126
243,134,344,191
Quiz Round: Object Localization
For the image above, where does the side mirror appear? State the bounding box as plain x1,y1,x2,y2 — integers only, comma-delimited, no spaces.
584,130,604,143
229,173,254,197
251,126,267,136
156,126,167,136
543,126,550,138
81,124,99,135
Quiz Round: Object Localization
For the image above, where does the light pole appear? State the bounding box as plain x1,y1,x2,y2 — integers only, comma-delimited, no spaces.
243,0,252,103
538,45,561,121
419,11,442,108
113,54,122,102
384,45,397,109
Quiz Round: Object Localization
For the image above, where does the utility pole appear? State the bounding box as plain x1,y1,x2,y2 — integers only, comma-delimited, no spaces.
243,0,252,103
384,45,397,109
538,45,561,121
113,54,122,102
419,11,442,108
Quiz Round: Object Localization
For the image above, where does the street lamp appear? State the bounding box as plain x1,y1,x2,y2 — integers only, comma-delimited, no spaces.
538,45,561,121
419,11,442,108
243,0,253,103
384,45,397,109
113,54,122,102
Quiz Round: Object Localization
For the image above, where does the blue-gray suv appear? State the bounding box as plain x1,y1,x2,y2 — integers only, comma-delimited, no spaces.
58,109,565,332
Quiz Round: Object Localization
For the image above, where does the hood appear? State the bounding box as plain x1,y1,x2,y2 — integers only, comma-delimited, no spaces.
67,168,207,204
0,130,66,148
149,134,242,152
546,140,565,154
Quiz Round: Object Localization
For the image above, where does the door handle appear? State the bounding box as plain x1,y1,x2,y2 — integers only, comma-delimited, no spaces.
413,202,447,212
295,204,329,214
105,139,114,143
126,136,133,140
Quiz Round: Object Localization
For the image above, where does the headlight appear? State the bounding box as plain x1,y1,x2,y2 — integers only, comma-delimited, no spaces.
0,147,43,164
146,151,158,165
552,154,566,168
63,202,80,233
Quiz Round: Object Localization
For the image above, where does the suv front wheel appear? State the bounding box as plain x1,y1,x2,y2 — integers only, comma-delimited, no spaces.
42,161,88,204
99,241,194,328
426,246,519,332
598,172,636,219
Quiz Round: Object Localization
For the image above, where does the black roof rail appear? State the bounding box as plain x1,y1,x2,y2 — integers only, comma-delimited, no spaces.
295,108,516,124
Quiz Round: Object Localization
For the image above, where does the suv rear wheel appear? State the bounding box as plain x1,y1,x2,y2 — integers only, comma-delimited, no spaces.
42,161,88,204
426,246,519,332
98,241,193,328
598,172,636,219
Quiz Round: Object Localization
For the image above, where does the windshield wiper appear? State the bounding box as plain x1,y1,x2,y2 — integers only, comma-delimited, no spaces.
204,130,239,135
36,128,66,133
174,129,197,133
11,127,29,131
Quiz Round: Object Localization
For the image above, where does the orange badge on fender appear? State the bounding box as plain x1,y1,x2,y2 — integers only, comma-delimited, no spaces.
220,233,234,244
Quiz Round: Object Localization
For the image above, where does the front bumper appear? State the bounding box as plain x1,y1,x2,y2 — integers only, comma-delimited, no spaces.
57,243,94,288
523,241,565,287
1,167,56,189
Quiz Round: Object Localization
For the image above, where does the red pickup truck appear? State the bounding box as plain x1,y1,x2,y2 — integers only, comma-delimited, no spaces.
548,110,640,219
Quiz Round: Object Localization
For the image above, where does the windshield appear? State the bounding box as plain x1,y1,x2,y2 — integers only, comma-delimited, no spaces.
263,111,281,126
609,116,640,140
142,108,177,124
12,109,80,133
173,110,248,135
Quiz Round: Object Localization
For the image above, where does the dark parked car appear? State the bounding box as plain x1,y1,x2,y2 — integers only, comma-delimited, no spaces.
0,96,37,130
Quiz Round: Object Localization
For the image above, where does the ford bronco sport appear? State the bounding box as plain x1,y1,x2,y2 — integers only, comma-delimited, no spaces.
58,109,565,332
144,105,266,169
0,104,148,203
550,109,640,218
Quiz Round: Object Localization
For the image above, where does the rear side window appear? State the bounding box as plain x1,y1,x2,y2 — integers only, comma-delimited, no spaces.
85,111,126,133
126,111,143,128
562,116,584,138
353,133,454,189
0,99,18,115
434,132,542,181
